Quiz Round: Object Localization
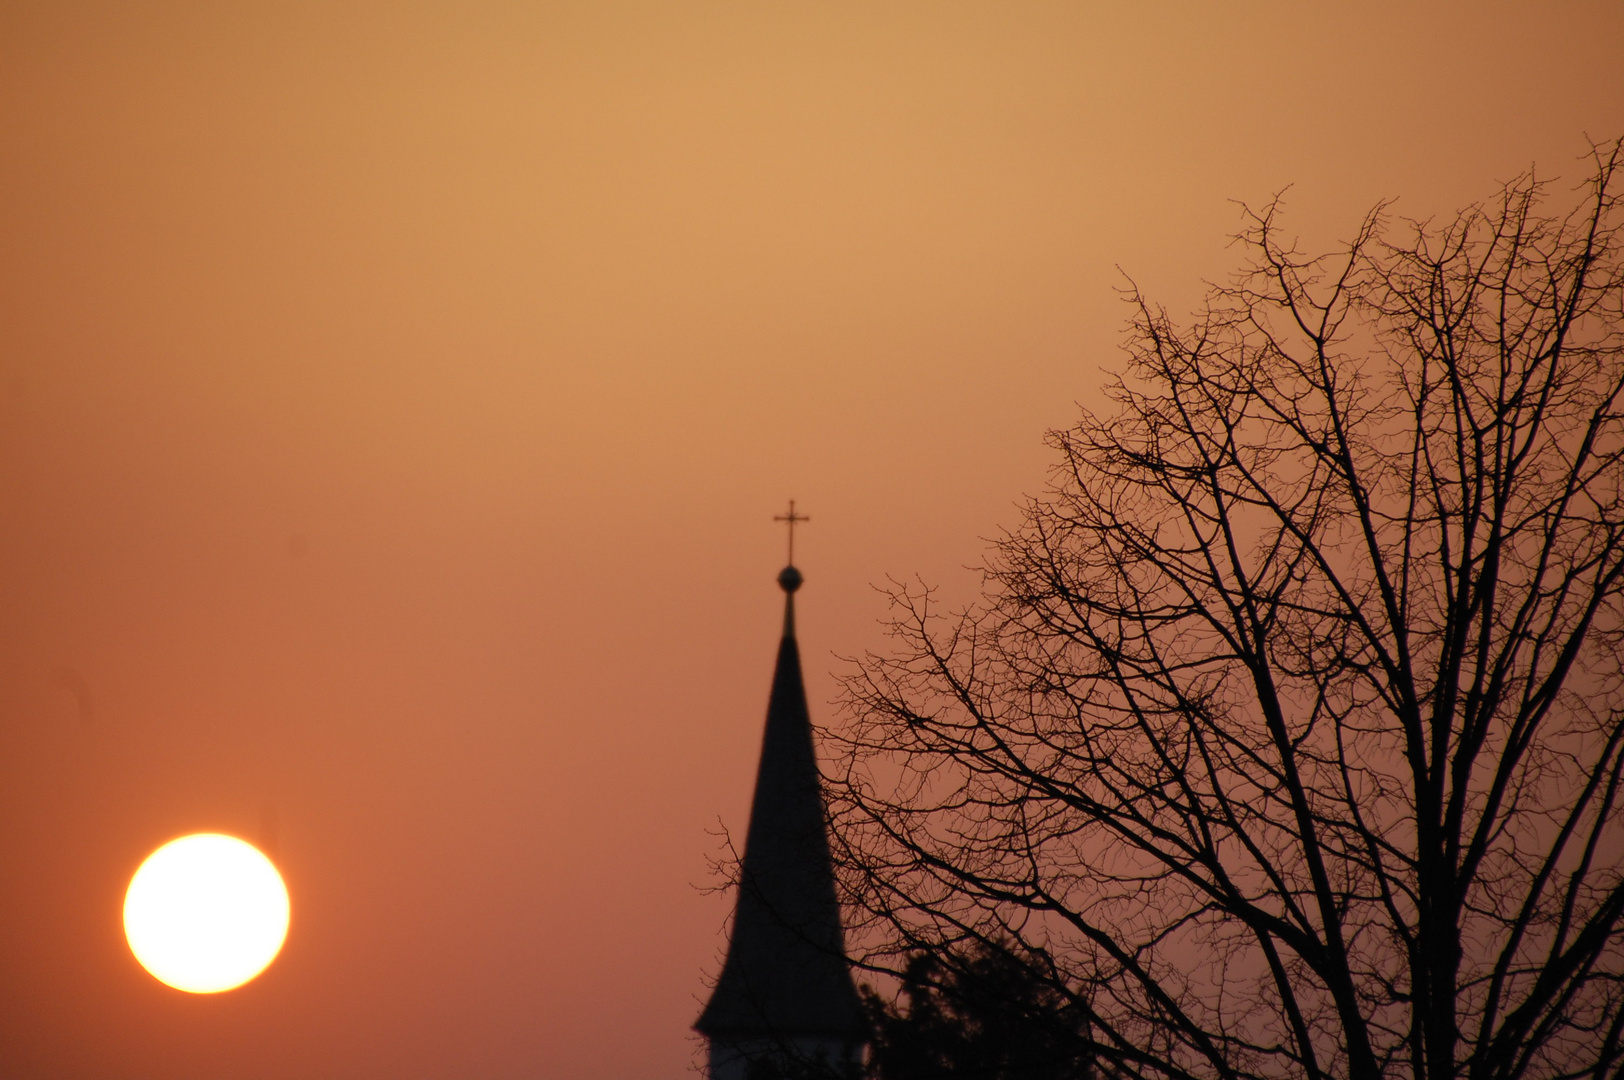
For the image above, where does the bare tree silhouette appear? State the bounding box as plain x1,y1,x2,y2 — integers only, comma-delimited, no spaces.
828,140,1624,1080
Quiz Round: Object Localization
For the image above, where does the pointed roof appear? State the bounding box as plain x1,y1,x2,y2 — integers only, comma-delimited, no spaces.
696,567,866,1041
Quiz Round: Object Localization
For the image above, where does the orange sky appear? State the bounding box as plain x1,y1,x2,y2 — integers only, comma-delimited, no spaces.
1,3,1621,1078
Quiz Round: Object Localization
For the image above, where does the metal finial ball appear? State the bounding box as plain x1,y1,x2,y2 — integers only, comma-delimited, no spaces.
777,565,804,593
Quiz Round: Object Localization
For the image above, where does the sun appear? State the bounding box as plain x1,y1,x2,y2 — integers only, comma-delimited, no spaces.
123,833,290,993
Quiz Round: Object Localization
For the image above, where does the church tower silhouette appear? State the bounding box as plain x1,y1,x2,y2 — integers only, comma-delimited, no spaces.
696,519,867,1080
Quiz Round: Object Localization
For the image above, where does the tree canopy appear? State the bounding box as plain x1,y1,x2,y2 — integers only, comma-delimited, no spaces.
829,140,1624,1080
864,937,1093,1080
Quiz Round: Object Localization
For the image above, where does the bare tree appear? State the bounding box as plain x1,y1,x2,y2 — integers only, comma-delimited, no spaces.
828,140,1624,1080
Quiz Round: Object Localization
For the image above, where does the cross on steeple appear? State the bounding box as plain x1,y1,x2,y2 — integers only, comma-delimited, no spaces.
774,500,809,566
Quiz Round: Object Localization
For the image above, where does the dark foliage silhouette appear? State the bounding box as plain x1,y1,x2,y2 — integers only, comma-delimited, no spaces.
864,937,1093,1080
827,140,1624,1080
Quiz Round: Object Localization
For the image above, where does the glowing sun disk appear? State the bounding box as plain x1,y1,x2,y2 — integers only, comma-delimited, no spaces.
124,833,290,993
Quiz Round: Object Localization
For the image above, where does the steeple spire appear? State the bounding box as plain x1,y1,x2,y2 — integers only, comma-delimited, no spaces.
696,544,866,1080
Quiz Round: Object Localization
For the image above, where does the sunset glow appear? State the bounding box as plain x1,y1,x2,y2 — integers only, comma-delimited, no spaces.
5,3,1623,1075
123,835,290,994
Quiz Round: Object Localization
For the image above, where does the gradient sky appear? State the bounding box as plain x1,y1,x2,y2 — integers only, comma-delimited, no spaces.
1,3,1621,1078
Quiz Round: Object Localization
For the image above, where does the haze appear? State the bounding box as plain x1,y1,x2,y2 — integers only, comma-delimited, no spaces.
1,3,1621,1078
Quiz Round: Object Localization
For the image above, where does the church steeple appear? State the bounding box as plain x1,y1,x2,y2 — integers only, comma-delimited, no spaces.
696,531,866,1080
